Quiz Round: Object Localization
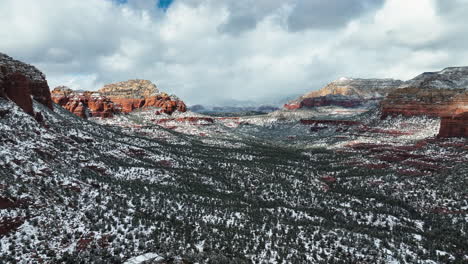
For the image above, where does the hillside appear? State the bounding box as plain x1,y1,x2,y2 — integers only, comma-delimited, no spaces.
1,53,467,263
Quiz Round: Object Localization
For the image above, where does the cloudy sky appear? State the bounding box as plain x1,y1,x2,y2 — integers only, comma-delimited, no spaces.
1,0,467,105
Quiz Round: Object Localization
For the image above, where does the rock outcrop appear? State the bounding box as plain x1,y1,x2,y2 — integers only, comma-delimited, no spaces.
51,87,119,118
438,112,468,138
285,78,403,109
0,53,53,118
381,67,468,118
99,80,186,115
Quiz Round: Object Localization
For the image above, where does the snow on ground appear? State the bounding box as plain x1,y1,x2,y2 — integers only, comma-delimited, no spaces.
123,253,163,264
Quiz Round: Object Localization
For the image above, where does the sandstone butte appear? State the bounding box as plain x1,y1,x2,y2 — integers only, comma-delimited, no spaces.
0,53,53,121
51,80,187,119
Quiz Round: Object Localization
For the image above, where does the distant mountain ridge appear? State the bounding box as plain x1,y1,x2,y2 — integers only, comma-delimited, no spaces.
285,77,403,109
285,67,468,137
381,66,468,118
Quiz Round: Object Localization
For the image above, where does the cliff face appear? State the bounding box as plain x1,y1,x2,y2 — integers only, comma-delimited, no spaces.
51,87,118,118
0,53,53,117
99,79,187,114
381,67,468,118
438,112,468,138
285,78,403,109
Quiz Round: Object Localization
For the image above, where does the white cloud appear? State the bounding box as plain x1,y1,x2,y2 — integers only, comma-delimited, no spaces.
0,0,467,105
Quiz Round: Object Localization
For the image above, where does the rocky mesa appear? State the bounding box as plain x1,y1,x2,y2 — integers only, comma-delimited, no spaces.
0,53,53,119
285,78,403,109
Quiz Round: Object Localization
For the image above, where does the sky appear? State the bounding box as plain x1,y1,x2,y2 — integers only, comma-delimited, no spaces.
1,0,468,105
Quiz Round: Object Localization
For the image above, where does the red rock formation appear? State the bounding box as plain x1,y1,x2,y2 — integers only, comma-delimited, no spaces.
53,80,187,118
52,87,119,118
108,98,145,113
2,72,33,114
284,102,301,110
381,87,468,118
0,53,53,118
99,80,187,115
438,112,468,138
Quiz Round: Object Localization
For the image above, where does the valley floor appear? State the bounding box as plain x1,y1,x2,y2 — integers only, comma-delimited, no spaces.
0,101,467,263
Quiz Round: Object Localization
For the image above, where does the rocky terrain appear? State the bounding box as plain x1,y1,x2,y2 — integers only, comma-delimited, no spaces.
0,53,467,264
285,78,403,109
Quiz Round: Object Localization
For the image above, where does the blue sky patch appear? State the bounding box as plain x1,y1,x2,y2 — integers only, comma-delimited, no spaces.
158,0,173,10
113,0,173,10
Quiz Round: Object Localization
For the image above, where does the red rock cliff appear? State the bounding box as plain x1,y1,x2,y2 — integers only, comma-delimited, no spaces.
51,87,119,118
0,53,53,117
438,112,468,138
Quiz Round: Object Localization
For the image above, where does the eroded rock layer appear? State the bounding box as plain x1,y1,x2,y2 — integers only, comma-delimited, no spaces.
438,112,468,138
285,78,403,109
51,87,119,118
381,67,468,118
0,53,53,116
